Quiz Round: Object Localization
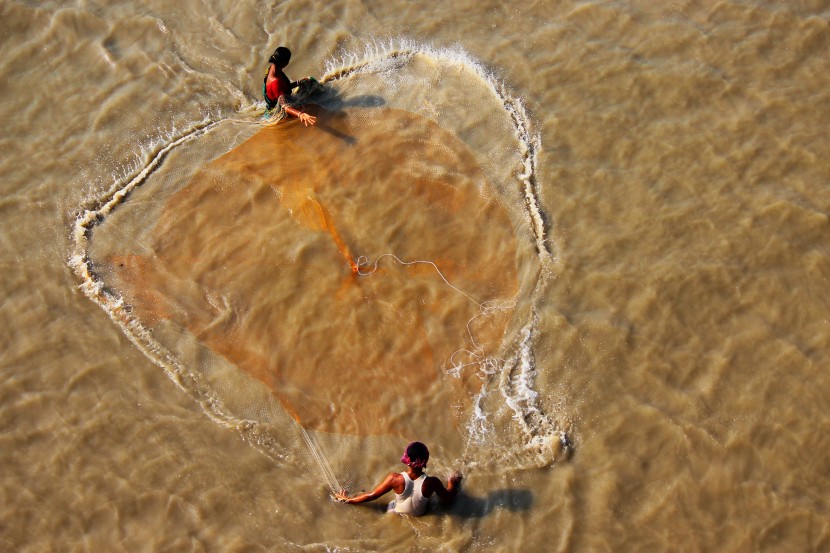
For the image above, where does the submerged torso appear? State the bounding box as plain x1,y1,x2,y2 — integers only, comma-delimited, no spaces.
389,473,429,516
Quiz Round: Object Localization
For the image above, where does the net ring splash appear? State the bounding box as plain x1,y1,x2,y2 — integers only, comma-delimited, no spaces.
69,42,572,493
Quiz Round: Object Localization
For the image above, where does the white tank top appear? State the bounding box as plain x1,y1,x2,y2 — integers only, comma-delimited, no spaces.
389,473,429,516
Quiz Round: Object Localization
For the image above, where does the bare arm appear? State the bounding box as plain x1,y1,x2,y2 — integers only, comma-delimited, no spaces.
335,472,400,504
278,96,317,126
269,70,316,126
282,104,317,126
424,472,463,503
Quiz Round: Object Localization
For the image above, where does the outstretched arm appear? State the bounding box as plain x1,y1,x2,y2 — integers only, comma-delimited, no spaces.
335,472,399,504
281,103,317,126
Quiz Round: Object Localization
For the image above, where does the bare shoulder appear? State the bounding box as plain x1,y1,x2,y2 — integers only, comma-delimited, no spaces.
422,475,443,495
387,471,406,494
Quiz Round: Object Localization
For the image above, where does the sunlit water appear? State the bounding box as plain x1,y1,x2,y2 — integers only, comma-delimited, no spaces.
2,1,830,551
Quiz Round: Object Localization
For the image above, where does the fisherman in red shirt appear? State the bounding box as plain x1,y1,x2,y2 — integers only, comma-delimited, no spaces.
263,46,317,126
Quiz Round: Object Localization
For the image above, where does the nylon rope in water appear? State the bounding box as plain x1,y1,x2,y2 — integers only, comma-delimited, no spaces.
356,252,521,473
356,252,516,366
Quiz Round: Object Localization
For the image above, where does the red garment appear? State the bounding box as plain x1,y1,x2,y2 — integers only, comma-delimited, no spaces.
265,72,292,103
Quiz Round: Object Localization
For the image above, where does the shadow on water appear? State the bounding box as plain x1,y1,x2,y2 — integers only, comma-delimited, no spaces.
318,88,386,110
303,87,386,146
444,488,534,519
313,118,358,145
338,489,533,519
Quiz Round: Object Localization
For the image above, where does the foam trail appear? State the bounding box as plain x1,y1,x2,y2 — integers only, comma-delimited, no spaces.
501,316,572,465
320,40,552,261
67,119,308,463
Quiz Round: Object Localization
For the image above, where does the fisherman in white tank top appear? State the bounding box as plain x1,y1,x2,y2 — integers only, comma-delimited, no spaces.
390,471,429,515
335,442,463,516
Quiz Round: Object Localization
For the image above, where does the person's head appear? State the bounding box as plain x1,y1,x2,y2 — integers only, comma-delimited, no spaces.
401,441,429,469
269,46,291,68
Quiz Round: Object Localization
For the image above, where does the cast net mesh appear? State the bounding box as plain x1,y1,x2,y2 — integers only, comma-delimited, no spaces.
71,45,568,495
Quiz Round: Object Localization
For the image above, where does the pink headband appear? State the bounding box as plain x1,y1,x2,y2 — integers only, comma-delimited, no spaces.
401,441,429,469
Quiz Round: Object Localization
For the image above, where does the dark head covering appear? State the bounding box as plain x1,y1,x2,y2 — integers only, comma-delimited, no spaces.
269,46,291,66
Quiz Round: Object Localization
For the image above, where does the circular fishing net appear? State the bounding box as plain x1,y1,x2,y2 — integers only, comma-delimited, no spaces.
71,45,568,493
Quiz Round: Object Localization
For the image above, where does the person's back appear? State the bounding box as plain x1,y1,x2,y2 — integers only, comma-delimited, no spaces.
262,46,316,126
389,472,429,515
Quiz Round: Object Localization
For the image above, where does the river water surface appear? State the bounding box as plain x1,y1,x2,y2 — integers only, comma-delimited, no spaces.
2,1,830,551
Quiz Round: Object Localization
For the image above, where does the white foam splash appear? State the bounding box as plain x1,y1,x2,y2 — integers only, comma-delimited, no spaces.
320,39,552,260
501,317,572,465
454,313,571,469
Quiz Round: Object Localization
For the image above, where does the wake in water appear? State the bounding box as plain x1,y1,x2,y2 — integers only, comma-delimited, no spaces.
69,41,570,494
